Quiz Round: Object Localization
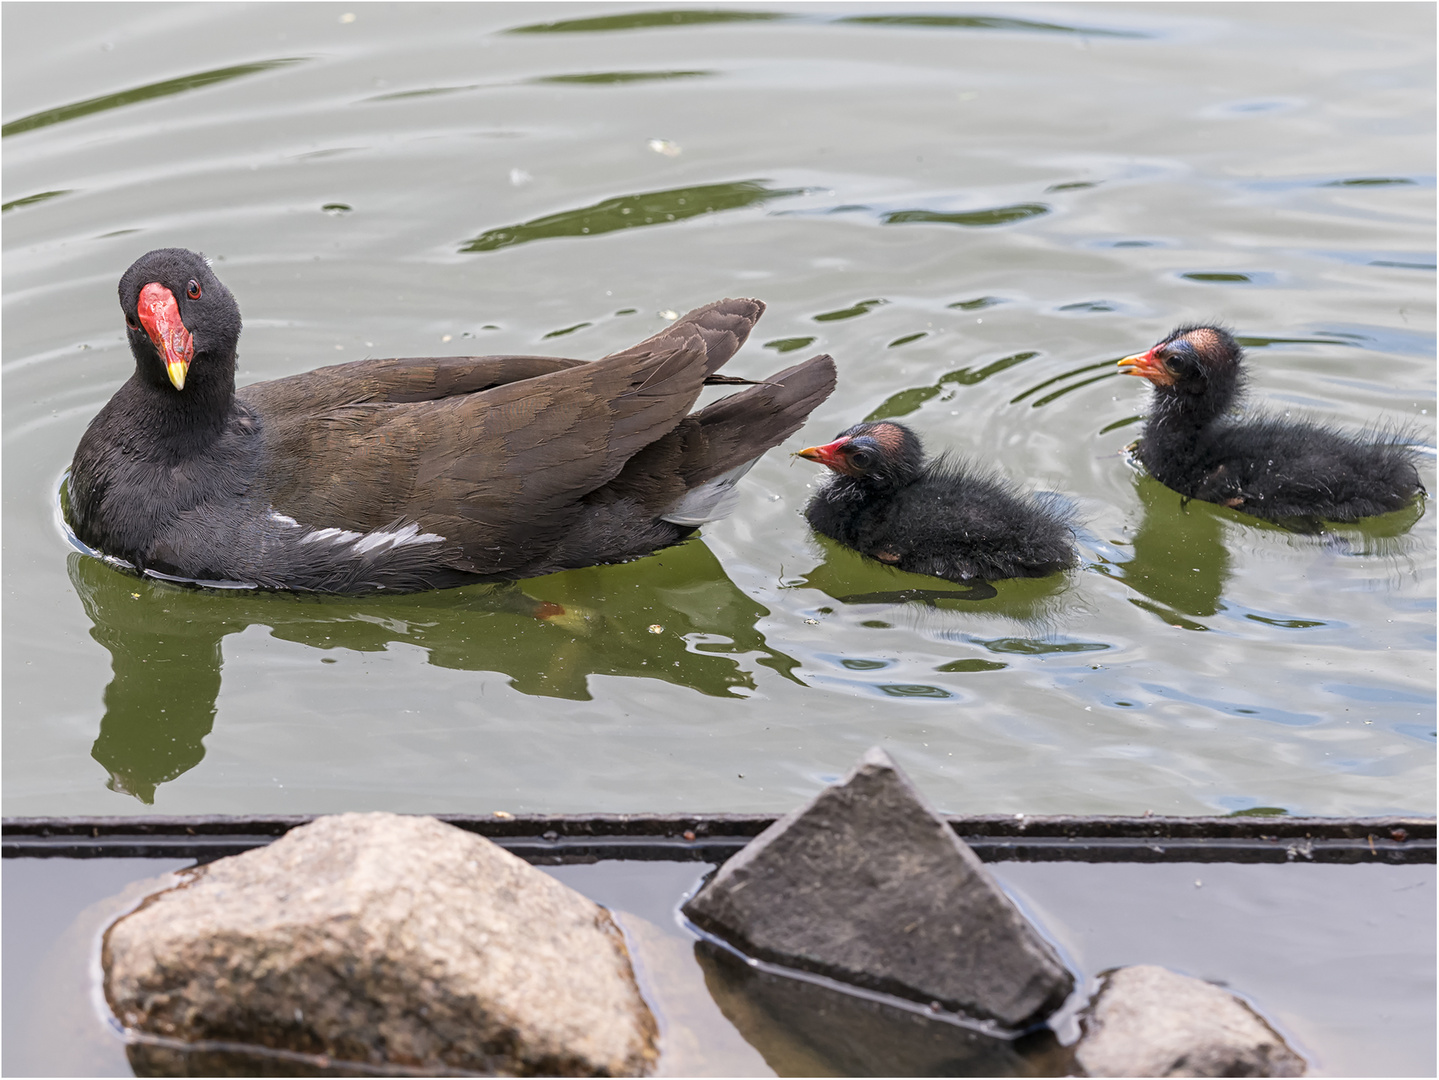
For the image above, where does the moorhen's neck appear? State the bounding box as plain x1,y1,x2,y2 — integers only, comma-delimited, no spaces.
124,334,241,452
113,246,246,455
827,469,913,499
1145,376,1240,432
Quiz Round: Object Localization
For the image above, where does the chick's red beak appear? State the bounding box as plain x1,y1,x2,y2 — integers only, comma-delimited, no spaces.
1117,346,1176,387
795,436,851,472
136,282,194,390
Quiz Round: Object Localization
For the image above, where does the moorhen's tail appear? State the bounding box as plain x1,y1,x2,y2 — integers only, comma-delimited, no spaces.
603,298,766,377
687,354,838,483
661,353,838,525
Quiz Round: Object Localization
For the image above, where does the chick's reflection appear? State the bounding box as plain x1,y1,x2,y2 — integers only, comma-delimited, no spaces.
1108,477,1229,622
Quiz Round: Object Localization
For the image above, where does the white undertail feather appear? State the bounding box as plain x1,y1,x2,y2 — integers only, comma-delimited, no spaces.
661,460,758,526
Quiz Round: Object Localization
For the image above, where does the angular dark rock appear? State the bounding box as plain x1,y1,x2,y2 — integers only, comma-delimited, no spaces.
681,747,1074,1029
1075,965,1306,1077
104,813,657,1077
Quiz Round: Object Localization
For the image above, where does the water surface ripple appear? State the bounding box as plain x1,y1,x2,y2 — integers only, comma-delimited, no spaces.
2,3,1432,818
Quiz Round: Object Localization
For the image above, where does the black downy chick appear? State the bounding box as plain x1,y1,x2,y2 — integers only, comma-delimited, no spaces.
797,421,1076,583
1119,325,1422,522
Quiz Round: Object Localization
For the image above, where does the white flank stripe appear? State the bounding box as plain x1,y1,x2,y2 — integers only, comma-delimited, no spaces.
300,527,363,546
298,522,445,552
351,523,446,553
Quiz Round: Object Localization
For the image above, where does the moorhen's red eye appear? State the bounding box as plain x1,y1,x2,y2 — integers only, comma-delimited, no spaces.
187,280,202,300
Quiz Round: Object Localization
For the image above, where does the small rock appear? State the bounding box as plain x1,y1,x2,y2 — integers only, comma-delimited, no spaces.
104,813,657,1076
1075,965,1306,1077
682,747,1073,1029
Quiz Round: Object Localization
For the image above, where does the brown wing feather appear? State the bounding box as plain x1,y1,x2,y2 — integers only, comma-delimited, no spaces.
601,298,764,376
240,354,588,414
253,333,710,572
246,298,768,576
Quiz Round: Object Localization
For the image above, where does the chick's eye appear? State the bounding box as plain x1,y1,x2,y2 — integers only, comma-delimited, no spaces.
186,280,202,300
849,450,874,469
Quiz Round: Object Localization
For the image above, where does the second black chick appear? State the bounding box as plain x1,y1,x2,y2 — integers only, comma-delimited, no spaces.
1119,325,1423,522
797,421,1077,583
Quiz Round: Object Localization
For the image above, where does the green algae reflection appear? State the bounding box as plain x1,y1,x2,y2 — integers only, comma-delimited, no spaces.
68,540,796,803
506,9,789,33
883,203,1050,228
532,70,712,86
1,189,72,213
835,13,1147,37
2,59,304,137
460,180,806,253
867,351,1039,421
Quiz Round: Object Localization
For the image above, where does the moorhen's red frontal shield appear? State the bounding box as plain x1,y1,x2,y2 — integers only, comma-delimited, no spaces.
136,282,194,390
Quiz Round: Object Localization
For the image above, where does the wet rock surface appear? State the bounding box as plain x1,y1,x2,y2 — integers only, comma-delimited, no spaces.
104,812,657,1077
682,747,1074,1029
1076,964,1306,1077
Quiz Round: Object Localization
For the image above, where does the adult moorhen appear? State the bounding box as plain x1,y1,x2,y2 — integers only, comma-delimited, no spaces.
796,421,1076,582
1119,325,1423,522
68,248,837,593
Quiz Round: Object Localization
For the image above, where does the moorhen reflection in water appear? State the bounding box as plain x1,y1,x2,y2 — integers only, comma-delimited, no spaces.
797,421,1077,584
1119,325,1423,526
69,248,835,594
69,541,798,803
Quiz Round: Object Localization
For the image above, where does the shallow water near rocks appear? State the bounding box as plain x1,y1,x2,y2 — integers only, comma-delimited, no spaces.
2,855,1433,1076
3,3,1434,817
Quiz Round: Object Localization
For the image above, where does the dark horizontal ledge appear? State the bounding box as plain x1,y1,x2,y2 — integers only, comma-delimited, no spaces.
3,814,1432,865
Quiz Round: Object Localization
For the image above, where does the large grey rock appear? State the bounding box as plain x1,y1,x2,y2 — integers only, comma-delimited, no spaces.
1076,965,1306,1077
104,813,657,1077
682,747,1073,1028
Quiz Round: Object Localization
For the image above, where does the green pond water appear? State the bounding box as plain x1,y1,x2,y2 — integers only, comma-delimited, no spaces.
3,2,1434,817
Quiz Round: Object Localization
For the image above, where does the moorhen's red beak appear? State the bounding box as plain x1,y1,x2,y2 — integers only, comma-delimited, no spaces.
137,282,195,390
795,436,851,472
1117,347,1176,387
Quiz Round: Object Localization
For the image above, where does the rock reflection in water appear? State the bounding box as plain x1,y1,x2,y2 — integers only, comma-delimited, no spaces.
68,540,796,803
695,941,1067,1077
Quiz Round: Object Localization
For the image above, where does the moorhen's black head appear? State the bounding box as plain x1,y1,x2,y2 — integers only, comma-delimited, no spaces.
119,248,241,396
796,421,926,488
1118,324,1244,417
